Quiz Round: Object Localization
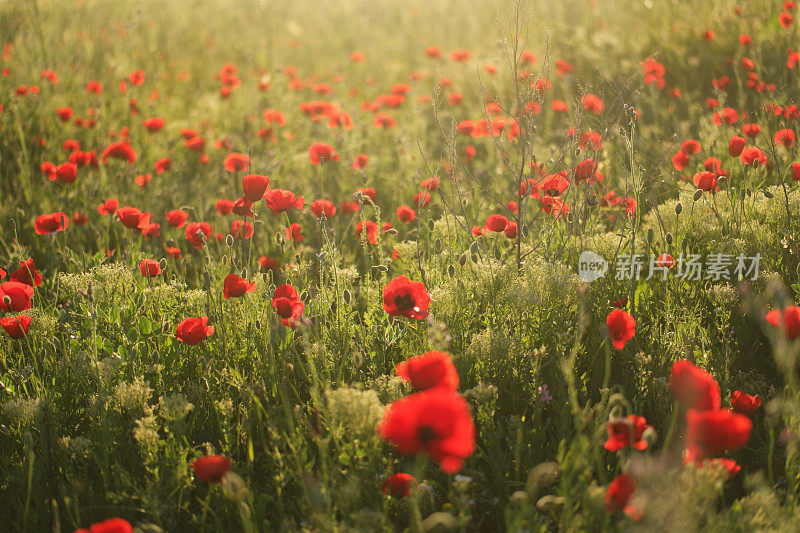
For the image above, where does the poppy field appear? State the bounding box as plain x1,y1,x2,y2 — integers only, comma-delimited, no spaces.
4,0,800,530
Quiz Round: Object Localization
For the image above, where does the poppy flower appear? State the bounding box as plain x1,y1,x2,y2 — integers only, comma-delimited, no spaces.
396,351,459,392
731,391,761,416
215,199,234,216
605,473,638,518
165,247,181,258
259,256,279,272
154,158,171,174
685,408,751,462
264,189,304,214
10,259,42,287
85,80,103,94
192,455,232,482
382,473,416,498
232,197,255,217
310,199,336,218
309,143,339,165
184,222,212,249
774,128,796,148
574,158,599,181
115,206,144,229
397,205,416,223
55,162,77,184
378,390,475,474
604,415,652,452
56,107,73,121
382,275,430,320
34,212,69,235
74,517,133,533
606,309,636,349
352,154,368,170
0,314,32,339
285,223,304,242
672,150,690,171
0,281,34,312
101,141,137,164
356,220,379,244
503,221,518,239
98,199,119,215
740,146,767,167
729,136,746,157
142,117,164,132
355,187,377,202
792,162,800,181
231,220,253,239
272,284,304,327
669,360,721,411
692,171,718,192
780,11,794,27
165,209,189,228
242,174,270,202
224,152,250,172
139,259,162,278
223,273,256,299
581,93,604,114
485,214,508,232
134,173,152,188
175,316,215,344
183,136,205,151
765,306,800,339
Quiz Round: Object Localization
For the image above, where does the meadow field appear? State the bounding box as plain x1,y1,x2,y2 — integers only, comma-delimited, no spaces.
2,0,800,530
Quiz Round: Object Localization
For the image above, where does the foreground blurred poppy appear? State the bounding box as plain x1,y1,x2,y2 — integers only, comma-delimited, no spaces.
765,306,800,339
383,275,430,319
192,455,232,482
685,408,751,462
378,390,475,473
605,473,638,519
396,351,459,392
669,360,721,411
74,517,133,533
175,316,215,345
604,415,652,452
382,473,416,498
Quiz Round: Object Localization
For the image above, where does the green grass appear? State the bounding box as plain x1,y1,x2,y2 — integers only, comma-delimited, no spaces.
1,0,800,530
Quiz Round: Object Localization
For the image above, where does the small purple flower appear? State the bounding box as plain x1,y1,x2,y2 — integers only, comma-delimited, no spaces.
538,384,553,404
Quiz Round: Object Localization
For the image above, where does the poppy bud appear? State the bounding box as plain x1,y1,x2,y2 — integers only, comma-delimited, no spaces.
448,264,455,277
471,253,478,263
666,232,673,245
509,491,529,506
675,202,683,215
646,229,653,243
642,426,658,447
225,234,235,247
343,289,351,304
693,189,703,201
746,188,752,197
458,253,467,266
763,189,774,199
752,158,760,169
284,362,294,373
526,462,560,492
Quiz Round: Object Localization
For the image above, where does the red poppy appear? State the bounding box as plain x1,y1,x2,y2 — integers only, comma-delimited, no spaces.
134,173,152,187
581,93,604,114
774,128,796,148
605,473,637,518
166,247,181,258
0,314,32,339
352,154,368,170
486,214,508,232
740,146,767,167
310,199,336,218
397,205,416,223
102,141,137,164
728,136,746,157
215,199,234,215
685,408,751,463
75,517,133,533
731,391,761,416
669,360,721,411
692,171,718,192
183,136,205,152
184,222,212,249
56,107,73,121
0,281,34,312
223,273,256,299
175,316,215,344
54,162,77,184
242,174,269,202
382,275,430,320
309,143,339,165
672,149,690,171
154,158,171,174
98,199,119,215
356,220,379,244
503,221,518,239
192,455,232,482
272,284,304,327
259,256,279,272
604,415,652,452
139,259,162,278
606,309,636,349
378,390,475,474
142,117,164,132
115,206,144,229
264,189,304,214
765,306,800,339
396,351,459,392
224,152,250,172
10,258,42,287
232,197,255,217
34,212,69,235
285,223,304,242
382,473,416,498
792,162,800,181
231,220,253,239
780,11,794,28
165,210,189,228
